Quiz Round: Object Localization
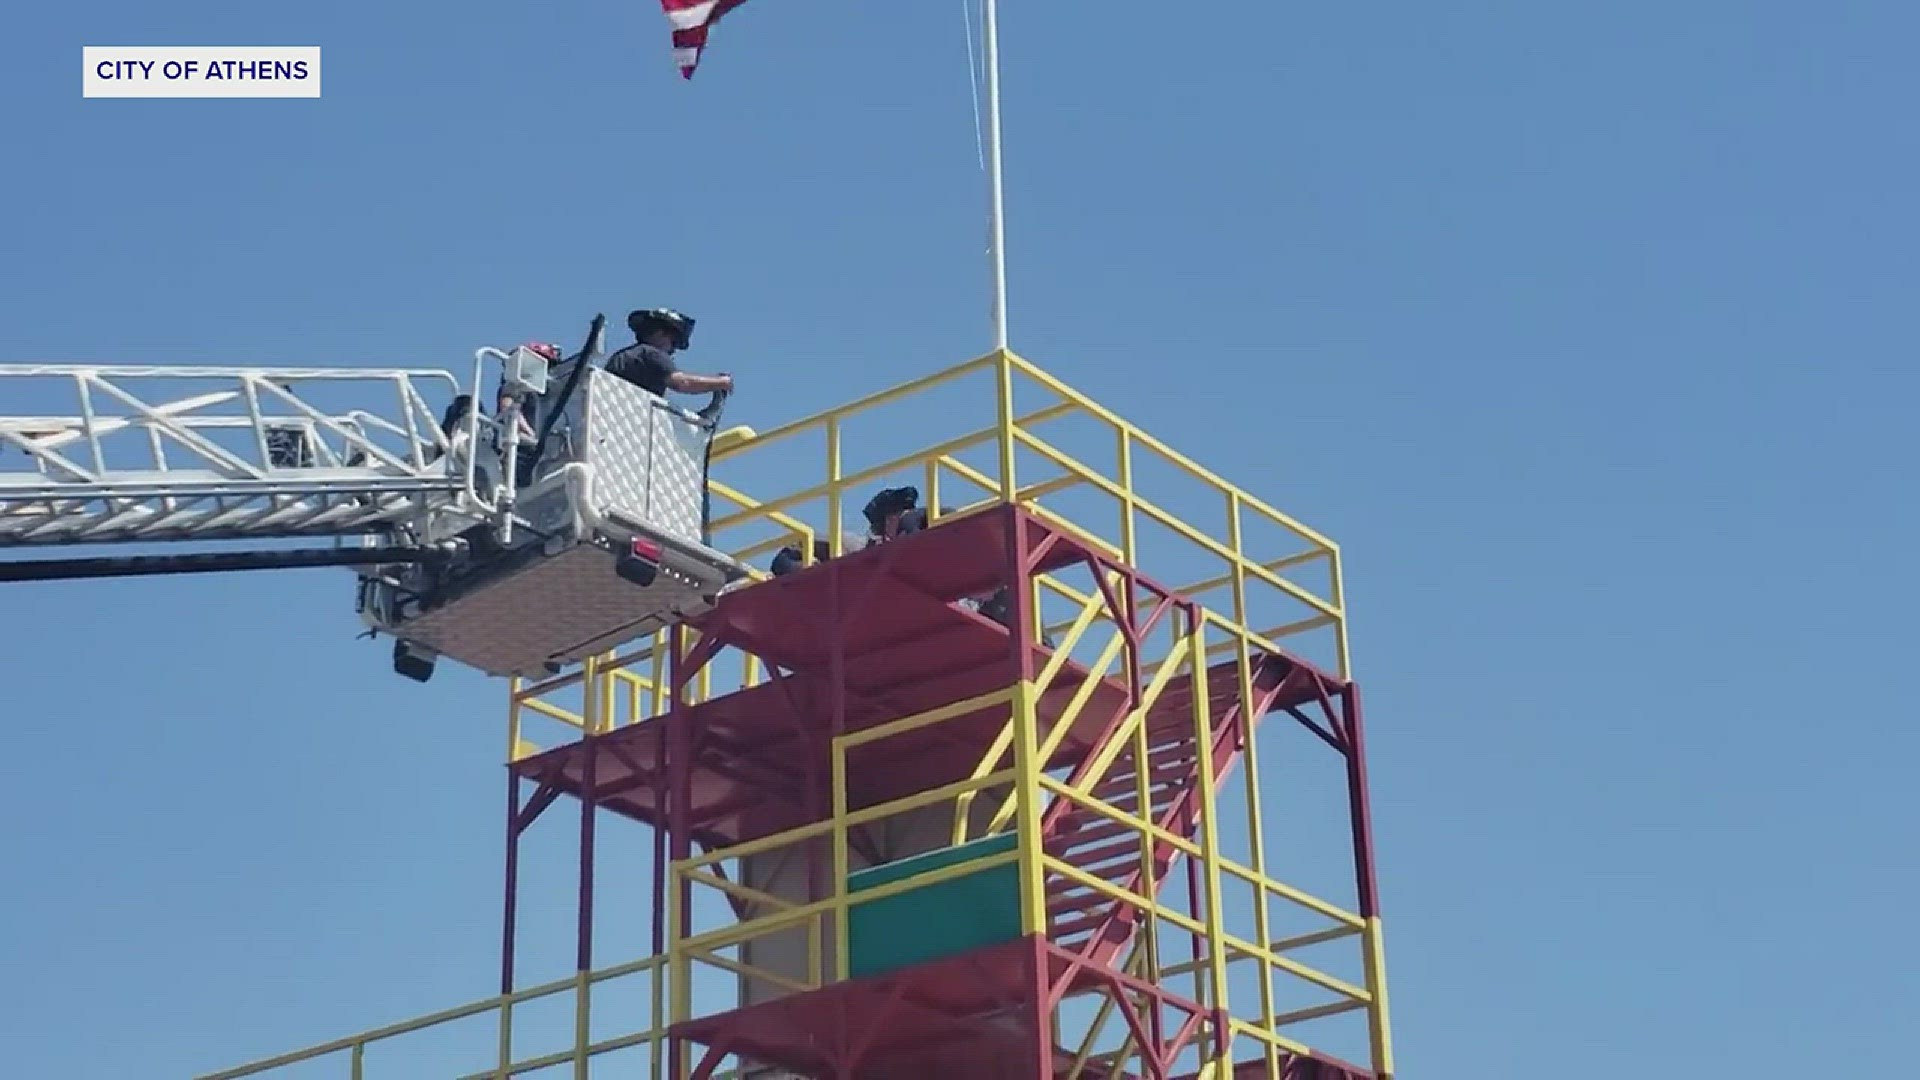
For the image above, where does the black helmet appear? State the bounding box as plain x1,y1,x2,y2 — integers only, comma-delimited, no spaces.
862,485,920,534
627,308,695,350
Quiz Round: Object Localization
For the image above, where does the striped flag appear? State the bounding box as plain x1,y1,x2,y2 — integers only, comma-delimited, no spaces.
658,0,751,79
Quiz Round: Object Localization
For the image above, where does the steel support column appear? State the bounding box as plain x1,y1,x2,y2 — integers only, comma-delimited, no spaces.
666,627,695,1080
577,736,599,972
1340,684,1393,1080
501,769,521,996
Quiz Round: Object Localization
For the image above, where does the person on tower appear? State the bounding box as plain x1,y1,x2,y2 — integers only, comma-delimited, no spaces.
603,308,735,401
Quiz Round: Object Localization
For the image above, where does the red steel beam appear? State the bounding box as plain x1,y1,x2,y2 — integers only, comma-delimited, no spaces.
1340,684,1383,920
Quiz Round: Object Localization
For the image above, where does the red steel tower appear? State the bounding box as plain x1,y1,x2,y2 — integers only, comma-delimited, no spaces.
204,349,1395,1080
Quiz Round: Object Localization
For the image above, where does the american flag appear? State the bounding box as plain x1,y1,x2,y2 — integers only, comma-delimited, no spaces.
657,0,751,79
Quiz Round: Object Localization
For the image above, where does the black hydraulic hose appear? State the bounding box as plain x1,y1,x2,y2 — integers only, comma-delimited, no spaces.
695,388,729,545
0,545,446,583
522,313,607,480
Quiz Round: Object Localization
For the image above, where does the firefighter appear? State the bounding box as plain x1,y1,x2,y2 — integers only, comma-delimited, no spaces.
855,485,1043,642
604,308,734,400
862,485,925,541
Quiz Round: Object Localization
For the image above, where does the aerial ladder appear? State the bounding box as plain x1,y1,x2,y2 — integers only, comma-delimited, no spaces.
0,315,751,682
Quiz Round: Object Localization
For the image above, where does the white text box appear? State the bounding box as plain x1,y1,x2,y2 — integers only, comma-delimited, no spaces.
83,46,321,98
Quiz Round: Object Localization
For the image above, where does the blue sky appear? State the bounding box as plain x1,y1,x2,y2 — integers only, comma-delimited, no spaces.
3,1,1916,1077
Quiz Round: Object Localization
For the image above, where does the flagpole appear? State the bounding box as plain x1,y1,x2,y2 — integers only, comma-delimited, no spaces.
981,0,1010,351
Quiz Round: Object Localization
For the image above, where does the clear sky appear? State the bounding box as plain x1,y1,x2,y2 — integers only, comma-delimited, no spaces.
3,1,1916,1077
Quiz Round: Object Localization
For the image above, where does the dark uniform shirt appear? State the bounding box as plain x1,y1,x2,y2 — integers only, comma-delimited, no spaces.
603,342,678,397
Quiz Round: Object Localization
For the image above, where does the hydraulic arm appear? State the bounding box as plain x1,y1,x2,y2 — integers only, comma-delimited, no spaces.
0,364,484,554
0,318,751,682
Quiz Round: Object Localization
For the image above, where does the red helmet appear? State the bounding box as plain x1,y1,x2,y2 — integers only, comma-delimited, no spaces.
519,341,561,363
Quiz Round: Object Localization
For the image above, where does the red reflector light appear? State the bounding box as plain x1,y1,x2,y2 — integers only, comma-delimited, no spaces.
630,538,662,561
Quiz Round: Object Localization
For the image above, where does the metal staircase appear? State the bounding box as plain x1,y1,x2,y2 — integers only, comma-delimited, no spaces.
1041,651,1294,973
1044,715,1202,954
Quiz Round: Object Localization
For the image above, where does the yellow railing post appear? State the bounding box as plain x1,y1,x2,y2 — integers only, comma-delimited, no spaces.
573,969,591,1080
1010,678,1046,935
496,995,513,1079
924,456,941,524
832,735,851,982
1366,918,1397,1079
1331,545,1353,680
826,416,844,555
649,630,667,718
506,678,521,762
600,653,617,731
1227,491,1277,1072
1188,615,1232,1070
580,655,599,734
667,864,688,1026
994,349,1018,503
1130,710,1161,986
1116,426,1135,565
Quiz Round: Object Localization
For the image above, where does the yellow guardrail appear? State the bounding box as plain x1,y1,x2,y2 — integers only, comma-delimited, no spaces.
196,954,676,1080
505,347,1347,761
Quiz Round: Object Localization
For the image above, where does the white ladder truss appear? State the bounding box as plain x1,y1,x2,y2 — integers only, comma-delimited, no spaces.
0,363,505,549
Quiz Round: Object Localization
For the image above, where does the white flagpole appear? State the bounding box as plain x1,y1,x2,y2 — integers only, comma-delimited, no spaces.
981,0,1010,350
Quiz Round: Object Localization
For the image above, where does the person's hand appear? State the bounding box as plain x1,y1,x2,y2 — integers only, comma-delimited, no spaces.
717,373,734,392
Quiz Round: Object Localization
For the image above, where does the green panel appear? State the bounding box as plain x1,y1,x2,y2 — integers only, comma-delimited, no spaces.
847,831,1016,892
846,832,1021,980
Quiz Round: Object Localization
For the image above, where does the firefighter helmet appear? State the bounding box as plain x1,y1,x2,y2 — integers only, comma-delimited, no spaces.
627,308,696,350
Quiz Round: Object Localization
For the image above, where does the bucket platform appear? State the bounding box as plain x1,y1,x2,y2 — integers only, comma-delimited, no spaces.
359,364,752,679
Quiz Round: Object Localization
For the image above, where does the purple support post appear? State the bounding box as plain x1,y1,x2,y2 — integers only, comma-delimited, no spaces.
1122,569,1143,707
689,1039,732,1080
1028,935,1054,1080
651,775,667,959
666,628,695,1080
578,737,599,972
835,990,850,1077
816,558,844,915
502,769,522,995
1339,685,1382,919
1185,840,1205,996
